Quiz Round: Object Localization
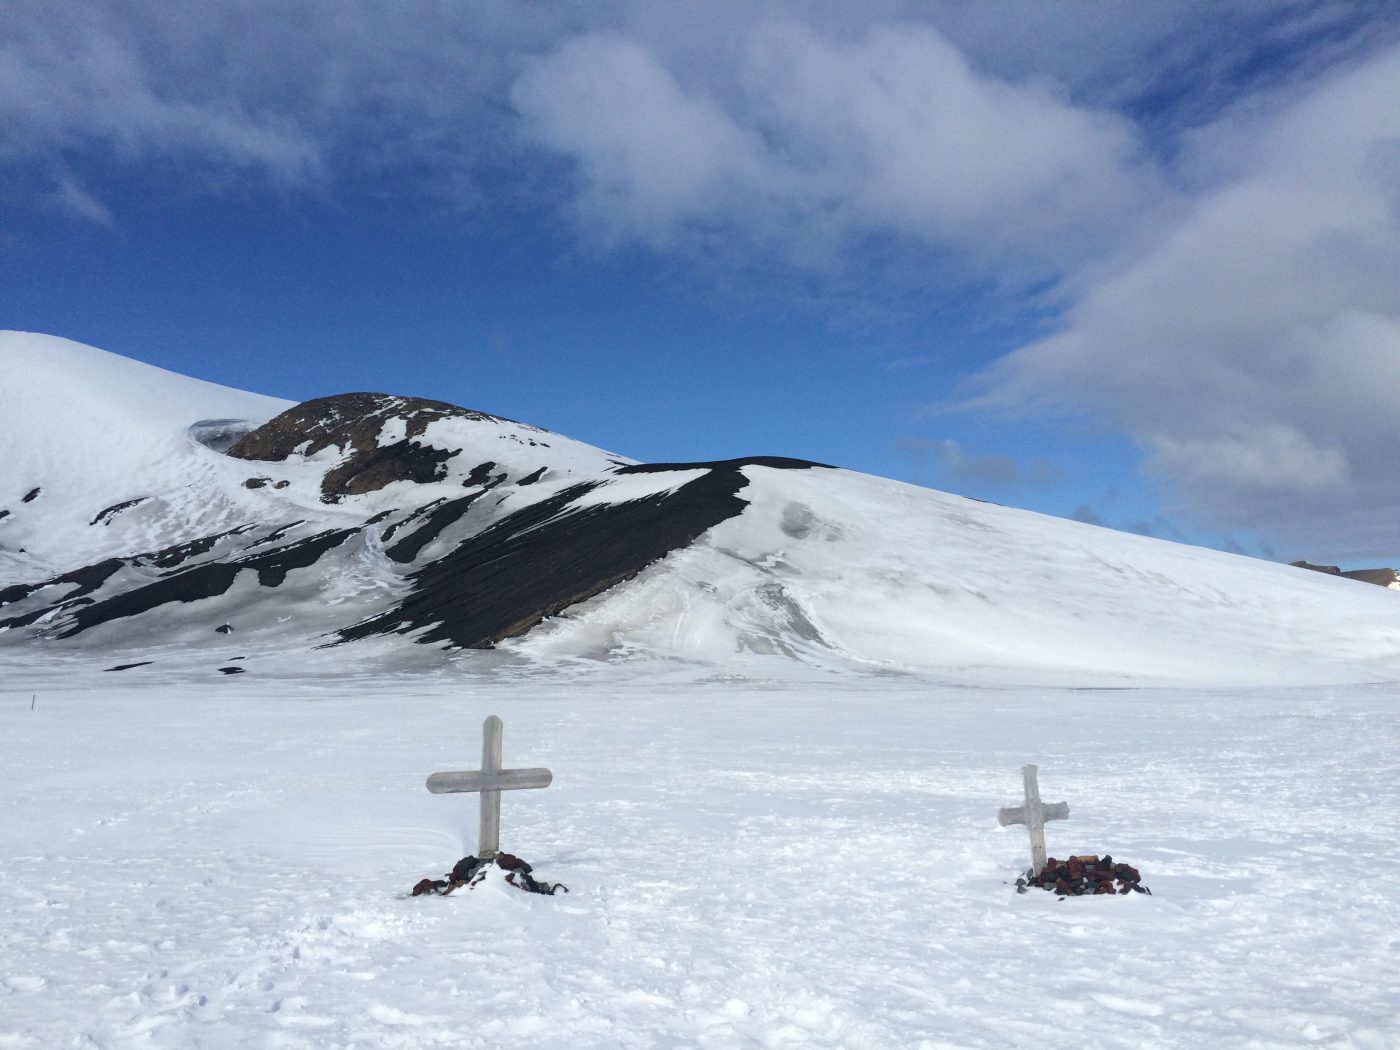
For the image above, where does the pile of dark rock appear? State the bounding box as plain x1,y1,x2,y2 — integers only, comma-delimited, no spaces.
1016,855,1150,897
411,853,568,897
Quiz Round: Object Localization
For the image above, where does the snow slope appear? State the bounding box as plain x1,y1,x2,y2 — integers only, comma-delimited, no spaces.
3,330,1400,686
516,465,1400,685
0,331,292,571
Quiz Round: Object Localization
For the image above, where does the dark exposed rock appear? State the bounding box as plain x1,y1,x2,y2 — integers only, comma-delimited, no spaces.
216,624,233,634
0,509,8,522
237,520,305,550
0,557,125,610
227,393,522,503
1292,560,1399,589
22,487,40,503
461,461,503,488
1341,567,1400,587
517,467,546,486
244,478,270,489
103,661,153,671
341,458,825,650
320,440,460,503
1291,560,1341,575
133,527,254,570
91,497,150,526
380,499,444,544
217,666,245,675
51,529,357,638
385,491,489,564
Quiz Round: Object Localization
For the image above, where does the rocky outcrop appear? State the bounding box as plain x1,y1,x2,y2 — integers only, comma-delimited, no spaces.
1291,561,1400,589
1340,568,1400,588
227,393,521,502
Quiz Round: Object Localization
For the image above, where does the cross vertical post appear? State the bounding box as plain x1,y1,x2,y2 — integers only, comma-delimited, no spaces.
479,714,503,859
1022,765,1048,872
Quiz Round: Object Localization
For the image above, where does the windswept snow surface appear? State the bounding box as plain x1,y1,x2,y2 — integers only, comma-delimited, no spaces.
2,655,1399,1048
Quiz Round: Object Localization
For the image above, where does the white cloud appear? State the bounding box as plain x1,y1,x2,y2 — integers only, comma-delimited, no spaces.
511,33,782,248
966,44,1400,560
512,21,1156,276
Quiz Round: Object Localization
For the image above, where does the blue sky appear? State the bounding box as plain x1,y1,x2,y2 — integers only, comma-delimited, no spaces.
4,1,1399,564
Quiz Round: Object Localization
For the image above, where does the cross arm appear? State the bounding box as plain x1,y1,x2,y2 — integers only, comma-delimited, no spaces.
426,768,553,794
998,800,1069,826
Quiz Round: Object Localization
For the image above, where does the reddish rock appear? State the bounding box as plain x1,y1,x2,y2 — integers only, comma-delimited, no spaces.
1018,853,1150,898
494,853,533,874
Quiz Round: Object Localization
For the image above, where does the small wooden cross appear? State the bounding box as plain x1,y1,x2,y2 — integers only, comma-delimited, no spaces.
426,715,553,859
998,764,1069,873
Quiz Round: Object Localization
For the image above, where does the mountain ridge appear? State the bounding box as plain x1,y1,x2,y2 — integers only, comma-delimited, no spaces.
3,331,1398,686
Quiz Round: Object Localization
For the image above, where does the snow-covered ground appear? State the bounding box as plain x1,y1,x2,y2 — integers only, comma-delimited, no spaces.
3,653,1398,1048
4,332,1399,1046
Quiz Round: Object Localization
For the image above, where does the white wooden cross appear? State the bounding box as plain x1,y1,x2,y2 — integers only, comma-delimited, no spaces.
426,715,552,859
997,764,1069,873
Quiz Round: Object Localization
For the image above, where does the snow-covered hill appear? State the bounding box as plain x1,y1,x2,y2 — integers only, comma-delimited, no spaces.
2,331,1398,686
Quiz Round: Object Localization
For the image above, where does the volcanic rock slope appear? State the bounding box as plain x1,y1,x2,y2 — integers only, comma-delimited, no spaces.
3,331,1399,685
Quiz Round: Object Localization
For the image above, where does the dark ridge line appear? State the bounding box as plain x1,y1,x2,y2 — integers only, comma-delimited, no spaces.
615,456,831,474
91,497,150,526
